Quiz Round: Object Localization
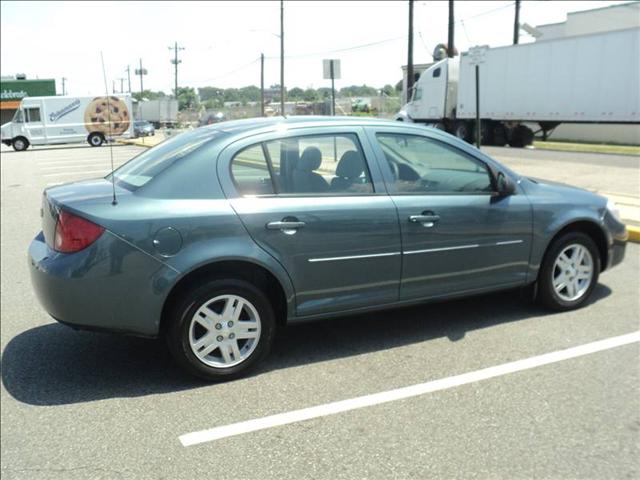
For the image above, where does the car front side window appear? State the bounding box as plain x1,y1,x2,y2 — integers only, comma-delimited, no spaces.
376,133,494,194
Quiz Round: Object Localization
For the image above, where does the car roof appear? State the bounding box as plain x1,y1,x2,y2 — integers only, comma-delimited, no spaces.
198,115,428,139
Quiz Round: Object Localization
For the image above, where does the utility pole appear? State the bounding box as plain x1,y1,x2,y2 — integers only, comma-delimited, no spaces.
448,0,455,57
280,0,285,117
513,0,521,44
135,58,147,97
118,78,125,93
260,53,265,117
61,77,67,96
113,80,116,94
126,65,131,93
407,0,414,104
169,42,185,98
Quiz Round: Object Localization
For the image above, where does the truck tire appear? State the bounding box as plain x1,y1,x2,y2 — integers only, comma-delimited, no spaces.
472,121,492,145
88,133,104,147
509,125,534,148
12,137,29,152
492,124,508,147
454,121,472,142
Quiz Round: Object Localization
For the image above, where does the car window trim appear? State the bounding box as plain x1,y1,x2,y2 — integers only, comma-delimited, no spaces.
261,142,280,194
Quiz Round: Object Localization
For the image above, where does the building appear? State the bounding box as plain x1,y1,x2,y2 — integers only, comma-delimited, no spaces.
532,2,640,144
1,75,57,125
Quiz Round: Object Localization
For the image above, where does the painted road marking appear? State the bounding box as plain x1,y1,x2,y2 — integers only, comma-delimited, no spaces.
179,331,640,447
42,170,113,177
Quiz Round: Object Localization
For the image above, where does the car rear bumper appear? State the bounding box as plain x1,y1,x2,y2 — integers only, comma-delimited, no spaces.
28,230,176,337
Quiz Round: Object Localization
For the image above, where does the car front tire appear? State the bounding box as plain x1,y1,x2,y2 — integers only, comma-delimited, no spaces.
166,278,276,381
538,232,600,311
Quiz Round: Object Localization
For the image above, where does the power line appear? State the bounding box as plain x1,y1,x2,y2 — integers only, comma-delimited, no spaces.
265,35,406,60
183,57,261,85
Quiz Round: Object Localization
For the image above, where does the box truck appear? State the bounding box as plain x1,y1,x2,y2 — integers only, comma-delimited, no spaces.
396,28,640,147
1,94,133,151
136,98,178,127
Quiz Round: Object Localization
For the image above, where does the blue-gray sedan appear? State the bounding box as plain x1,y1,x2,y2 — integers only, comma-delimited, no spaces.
28,117,628,380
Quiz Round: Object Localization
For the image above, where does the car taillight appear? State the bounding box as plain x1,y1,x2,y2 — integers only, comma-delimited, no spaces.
54,210,105,253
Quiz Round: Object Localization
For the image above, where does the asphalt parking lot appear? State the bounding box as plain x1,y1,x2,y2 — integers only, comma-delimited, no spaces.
1,143,639,479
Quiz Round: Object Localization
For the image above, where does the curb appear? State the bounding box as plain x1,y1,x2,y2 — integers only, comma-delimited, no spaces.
627,225,640,244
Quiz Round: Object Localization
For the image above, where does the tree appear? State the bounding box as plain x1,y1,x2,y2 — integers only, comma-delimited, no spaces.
303,88,318,102
381,84,395,97
176,87,199,111
339,85,378,98
288,87,304,100
132,90,166,102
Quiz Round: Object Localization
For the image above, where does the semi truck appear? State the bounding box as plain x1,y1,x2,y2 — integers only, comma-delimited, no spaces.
136,99,178,127
1,94,133,151
396,28,640,147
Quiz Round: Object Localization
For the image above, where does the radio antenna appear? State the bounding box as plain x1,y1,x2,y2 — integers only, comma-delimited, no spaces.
100,51,118,206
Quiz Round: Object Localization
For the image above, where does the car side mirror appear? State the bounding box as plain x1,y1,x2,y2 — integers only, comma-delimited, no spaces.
496,172,515,196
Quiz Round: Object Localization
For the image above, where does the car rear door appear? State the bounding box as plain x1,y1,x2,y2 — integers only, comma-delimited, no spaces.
365,126,532,301
217,126,402,318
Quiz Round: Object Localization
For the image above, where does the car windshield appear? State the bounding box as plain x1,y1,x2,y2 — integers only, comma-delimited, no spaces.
110,128,219,189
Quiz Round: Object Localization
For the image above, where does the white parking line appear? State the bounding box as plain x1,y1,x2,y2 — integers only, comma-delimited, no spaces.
42,170,111,177
179,331,640,447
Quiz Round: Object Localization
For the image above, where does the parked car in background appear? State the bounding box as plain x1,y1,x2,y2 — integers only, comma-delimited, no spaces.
198,112,226,126
29,117,627,381
133,120,155,137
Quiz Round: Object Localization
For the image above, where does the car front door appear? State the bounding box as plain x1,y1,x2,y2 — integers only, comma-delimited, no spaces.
366,127,532,301
218,127,402,317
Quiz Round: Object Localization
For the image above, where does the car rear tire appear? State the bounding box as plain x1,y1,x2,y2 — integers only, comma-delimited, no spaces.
166,278,276,381
88,132,104,147
12,136,29,151
537,232,600,311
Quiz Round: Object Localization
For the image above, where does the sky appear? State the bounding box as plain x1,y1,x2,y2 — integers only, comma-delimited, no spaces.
0,1,635,96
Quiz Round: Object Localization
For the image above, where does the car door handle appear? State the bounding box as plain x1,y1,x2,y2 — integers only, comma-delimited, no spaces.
266,220,306,234
409,214,440,227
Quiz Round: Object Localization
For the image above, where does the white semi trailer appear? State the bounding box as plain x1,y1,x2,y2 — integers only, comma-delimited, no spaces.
136,99,178,127
396,28,640,147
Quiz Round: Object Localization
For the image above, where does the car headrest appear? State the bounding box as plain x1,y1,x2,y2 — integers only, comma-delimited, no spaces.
298,147,322,171
336,151,364,178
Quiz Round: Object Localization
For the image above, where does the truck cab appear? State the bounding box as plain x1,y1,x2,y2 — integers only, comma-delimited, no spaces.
397,58,459,124
1,98,46,151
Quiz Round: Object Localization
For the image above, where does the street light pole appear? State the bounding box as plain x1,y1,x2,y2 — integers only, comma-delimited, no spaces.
513,0,521,44
126,65,131,93
260,53,265,117
138,58,144,96
448,0,455,57
407,0,414,104
280,0,285,117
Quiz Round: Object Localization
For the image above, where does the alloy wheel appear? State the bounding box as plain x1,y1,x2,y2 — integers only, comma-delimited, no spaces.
188,294,261,368
552,243,594,302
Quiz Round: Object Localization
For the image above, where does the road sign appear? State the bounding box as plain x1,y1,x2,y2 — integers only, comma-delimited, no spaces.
468,45,489,65
323,59,341,80
135,68,148,75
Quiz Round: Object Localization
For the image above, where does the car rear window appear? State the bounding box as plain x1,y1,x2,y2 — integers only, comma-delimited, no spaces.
111,129,218,190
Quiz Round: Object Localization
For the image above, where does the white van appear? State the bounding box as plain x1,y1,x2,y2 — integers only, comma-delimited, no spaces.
1,94,133,151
